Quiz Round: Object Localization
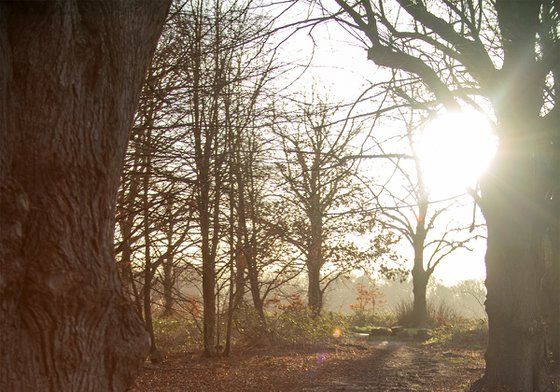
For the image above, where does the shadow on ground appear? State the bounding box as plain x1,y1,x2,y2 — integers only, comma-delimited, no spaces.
131,336,485,392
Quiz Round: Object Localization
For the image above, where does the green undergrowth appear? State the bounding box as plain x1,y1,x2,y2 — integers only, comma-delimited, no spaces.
151,307,487,356
153,317,202,354
237,306,351,347
424,319,488,348
151,307,352,355
349,325,373,334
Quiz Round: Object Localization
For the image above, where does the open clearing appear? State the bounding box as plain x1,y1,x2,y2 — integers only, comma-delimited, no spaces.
131,335,485,392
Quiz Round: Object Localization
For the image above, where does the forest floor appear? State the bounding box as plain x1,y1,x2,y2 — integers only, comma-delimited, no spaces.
130,332,489,392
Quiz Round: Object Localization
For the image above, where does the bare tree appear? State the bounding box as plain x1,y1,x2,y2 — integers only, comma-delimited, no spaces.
326,1,559,389
116,21,198,360
377,110,484,326
274,96,390,315
223,75,284,352
158,0,284,356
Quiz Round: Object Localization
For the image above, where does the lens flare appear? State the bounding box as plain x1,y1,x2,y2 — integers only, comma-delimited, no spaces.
332,327,343,338
316,352,328,364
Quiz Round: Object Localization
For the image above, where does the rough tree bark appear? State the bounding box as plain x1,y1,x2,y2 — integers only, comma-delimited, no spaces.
478,138,550,391
0,1,169,391
474,2,551,390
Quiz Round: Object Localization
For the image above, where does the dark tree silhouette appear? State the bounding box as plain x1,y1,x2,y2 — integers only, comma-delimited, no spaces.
0,1,169,390
330,1,559,390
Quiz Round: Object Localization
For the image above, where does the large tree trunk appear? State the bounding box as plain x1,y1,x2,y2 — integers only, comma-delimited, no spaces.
476,7,550,384
0,1,169,391
478,145,550,391
471,3,553,390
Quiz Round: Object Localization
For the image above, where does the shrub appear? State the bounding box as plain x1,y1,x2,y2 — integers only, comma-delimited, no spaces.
348,283,386,326
267,308,349,345
232,304,270,345
394,299,460,327
153,294,353,354
394,299,415,326
425,319,488,348
431,300,459,327
234,294,350,347
153,316,202,354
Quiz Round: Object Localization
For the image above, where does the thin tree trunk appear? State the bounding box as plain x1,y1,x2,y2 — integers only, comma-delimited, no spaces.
411,267,429,327
0,1,169,391
411,212,429,327
116,145,143,308
307,206,323,315
190,10,217,356
161,255,174,318
142,128,161,363
224,251,235,356
245,180,266,323
200,174,217,357
247,260,266,321
307,261,323,316
117,216,137,304
224,172,237,357
410,154,430,327
161,197,175,319
116,169,143,316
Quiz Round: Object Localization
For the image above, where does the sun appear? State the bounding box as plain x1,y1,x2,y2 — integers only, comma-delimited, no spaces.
416,109,497,198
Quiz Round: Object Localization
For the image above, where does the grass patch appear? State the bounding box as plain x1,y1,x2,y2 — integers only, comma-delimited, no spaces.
349,325,373,334
424,319,487,348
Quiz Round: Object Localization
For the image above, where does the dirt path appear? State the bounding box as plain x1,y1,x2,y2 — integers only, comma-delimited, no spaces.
131,337,484,391
296,340,481,391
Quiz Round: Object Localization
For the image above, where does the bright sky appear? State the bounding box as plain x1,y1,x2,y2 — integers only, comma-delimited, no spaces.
417,110,497,199
273,3,492,286
272,4,377,101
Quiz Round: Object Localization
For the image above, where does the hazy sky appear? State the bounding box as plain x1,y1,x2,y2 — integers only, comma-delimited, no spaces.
272,3,488,285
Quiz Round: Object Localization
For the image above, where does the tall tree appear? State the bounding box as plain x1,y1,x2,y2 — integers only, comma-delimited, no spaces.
223,59,281,350
330,0,559,390
377,110,483,327
275,97,384,315
168,0,280,356
0,1,169,391
116,19,198,359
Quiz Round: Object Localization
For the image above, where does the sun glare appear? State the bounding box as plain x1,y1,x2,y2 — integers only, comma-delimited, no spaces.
416,110,497,198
